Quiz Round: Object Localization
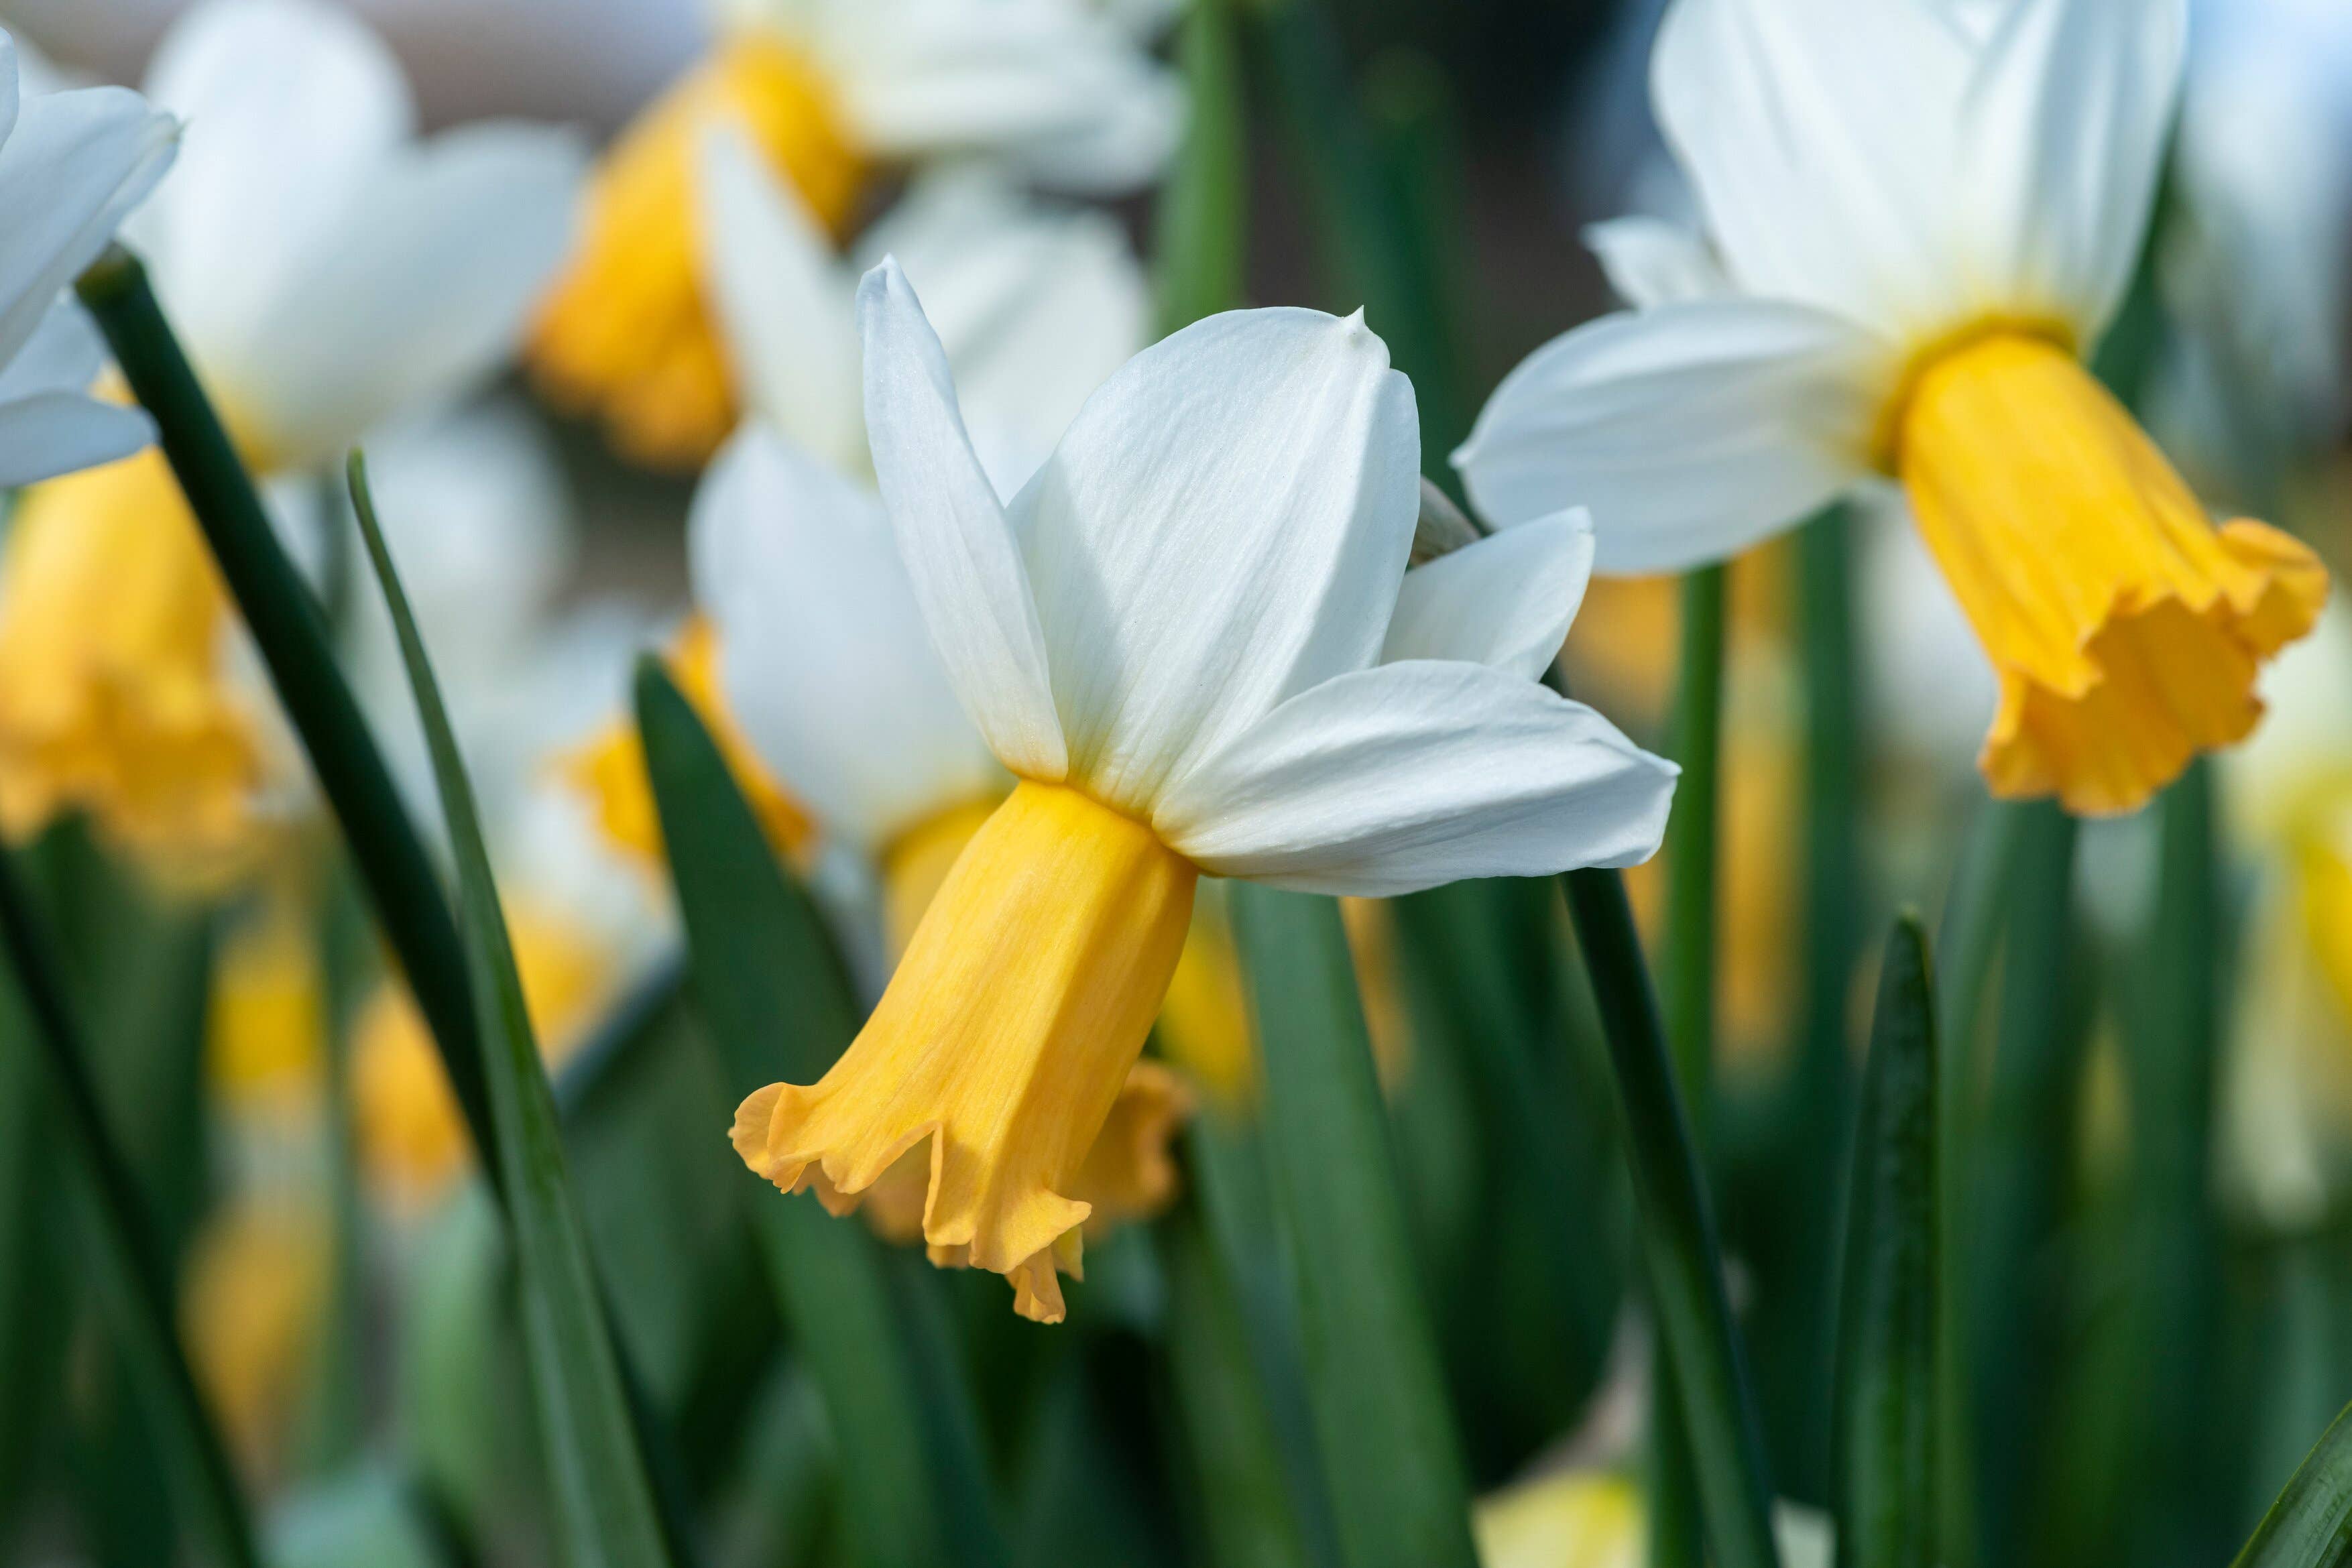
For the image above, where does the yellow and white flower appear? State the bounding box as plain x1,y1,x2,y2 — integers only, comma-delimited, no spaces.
528,0,1180,467
0,0,585,865
729,262,1675,1321
1456,0,2329,818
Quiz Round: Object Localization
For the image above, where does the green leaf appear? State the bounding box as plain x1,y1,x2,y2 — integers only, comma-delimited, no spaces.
348,455,673,1568
74,248,491,1165
1560,867,1782,1568
1155,0,1245,333
2235,1402,2352,1568
0,849,259,1568
1833,917,1941,1568
632,656,1008,1568
1228,883,1479,1568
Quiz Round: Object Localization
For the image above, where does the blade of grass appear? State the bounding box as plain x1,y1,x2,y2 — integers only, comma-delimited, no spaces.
0,848,258,1568
1155,0,1244,333
633,658,1007,1568
1562,867,1782,1568
75,248,490,1164
350,455,674,1568
1229,884,1480,1568
1832,917,1940,1568
2234,1401,2352,1568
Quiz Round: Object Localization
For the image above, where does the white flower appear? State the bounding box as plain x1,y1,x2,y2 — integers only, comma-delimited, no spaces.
1457,0,2327,818
727,261,1671,1323
0,32,176,488
699,123,1147,493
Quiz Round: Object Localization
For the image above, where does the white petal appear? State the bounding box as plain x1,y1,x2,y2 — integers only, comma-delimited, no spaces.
1653,0,1978,338
133,0,412,363
1156,660,1678,897
0,393,153,489
1454,300,1888,575
233,122,586,466
0,86,176,371
860,169,1148,496
693,421,1004,851
0,300,107,402
857,258,1067,781
1010,306,1419,813
697,122,862,471
1959,0,2186,341
820,0,1181,192
1584,216,1731,308
1383,509,1593,678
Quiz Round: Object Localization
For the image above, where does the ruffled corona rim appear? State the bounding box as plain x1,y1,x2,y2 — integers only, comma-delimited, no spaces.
528,36,866,468
731,780,1198,1323
1896,332,2329,817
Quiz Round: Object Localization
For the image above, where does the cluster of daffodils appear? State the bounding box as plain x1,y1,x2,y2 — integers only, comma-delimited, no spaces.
1458,0,2329,818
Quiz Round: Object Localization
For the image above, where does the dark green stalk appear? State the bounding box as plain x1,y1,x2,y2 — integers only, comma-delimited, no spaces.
74,248,491,1167
1562,867,1781,1568
1833,918,1940,1568
1155,0,1245,333
0,849,259,1568
1653,562,1726,1568
1231,885,1480,1568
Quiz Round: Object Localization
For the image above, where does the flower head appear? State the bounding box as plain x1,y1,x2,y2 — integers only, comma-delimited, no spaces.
729,262,1675,1320
1457,0,2329,816
0,0,583,862
528,0,1178,466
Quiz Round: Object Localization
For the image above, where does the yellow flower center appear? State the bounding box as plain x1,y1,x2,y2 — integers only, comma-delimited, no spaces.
1895,331,2329,816
731,780,1198,1323
0,447,264,865
528,36,868,469
351,904,614,1211
563,616,814,869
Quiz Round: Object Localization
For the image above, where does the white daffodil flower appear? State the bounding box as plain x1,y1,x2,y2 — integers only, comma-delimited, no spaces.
0,0,584,870
0,33,174,489
699,123,1148,494
729,261,1673,1323
529,0,1180,467
1457,0,2329,819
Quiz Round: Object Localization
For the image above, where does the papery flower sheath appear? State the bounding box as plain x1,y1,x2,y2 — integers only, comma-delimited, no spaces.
729,261,1675,1321
527,0,1179,467
0,0,583,866
1456,0,2329,817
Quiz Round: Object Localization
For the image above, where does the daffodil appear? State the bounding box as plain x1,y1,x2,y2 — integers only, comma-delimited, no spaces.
566,126,1146,874
730,262,1676,1322
0,0,584,865
527,0,1179,466
1456,0,2329,817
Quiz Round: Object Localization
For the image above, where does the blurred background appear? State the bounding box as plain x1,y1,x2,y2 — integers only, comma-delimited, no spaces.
5,2,2352,1567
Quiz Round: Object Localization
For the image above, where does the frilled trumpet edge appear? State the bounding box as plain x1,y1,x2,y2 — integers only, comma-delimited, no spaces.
731,780,1197,1323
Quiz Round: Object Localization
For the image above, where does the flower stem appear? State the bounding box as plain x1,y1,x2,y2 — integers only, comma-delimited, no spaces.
1562,866,1782,1568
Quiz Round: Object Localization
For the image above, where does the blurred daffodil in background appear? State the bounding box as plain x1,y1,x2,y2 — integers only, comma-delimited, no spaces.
0,0,583,873
526,0,1179,466
1458,0,2329,817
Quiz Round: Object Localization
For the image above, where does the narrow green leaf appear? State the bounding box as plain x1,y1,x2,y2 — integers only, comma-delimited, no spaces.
1560,867,1781,1568
1229,883,1479,1568
1834,917,1940,1568
1155,0,1245,333
632,657,1008,1568
349,455,673,1568
0,849,259,1568
74,248,491,1162
2235,1402,2352,1568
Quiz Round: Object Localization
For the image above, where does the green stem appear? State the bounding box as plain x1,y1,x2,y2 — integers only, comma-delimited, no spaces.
1155,0,1246,334
0,850,259,1568
1653,562,1726,1568
1563,868,1781,1568
74,248,493,1170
